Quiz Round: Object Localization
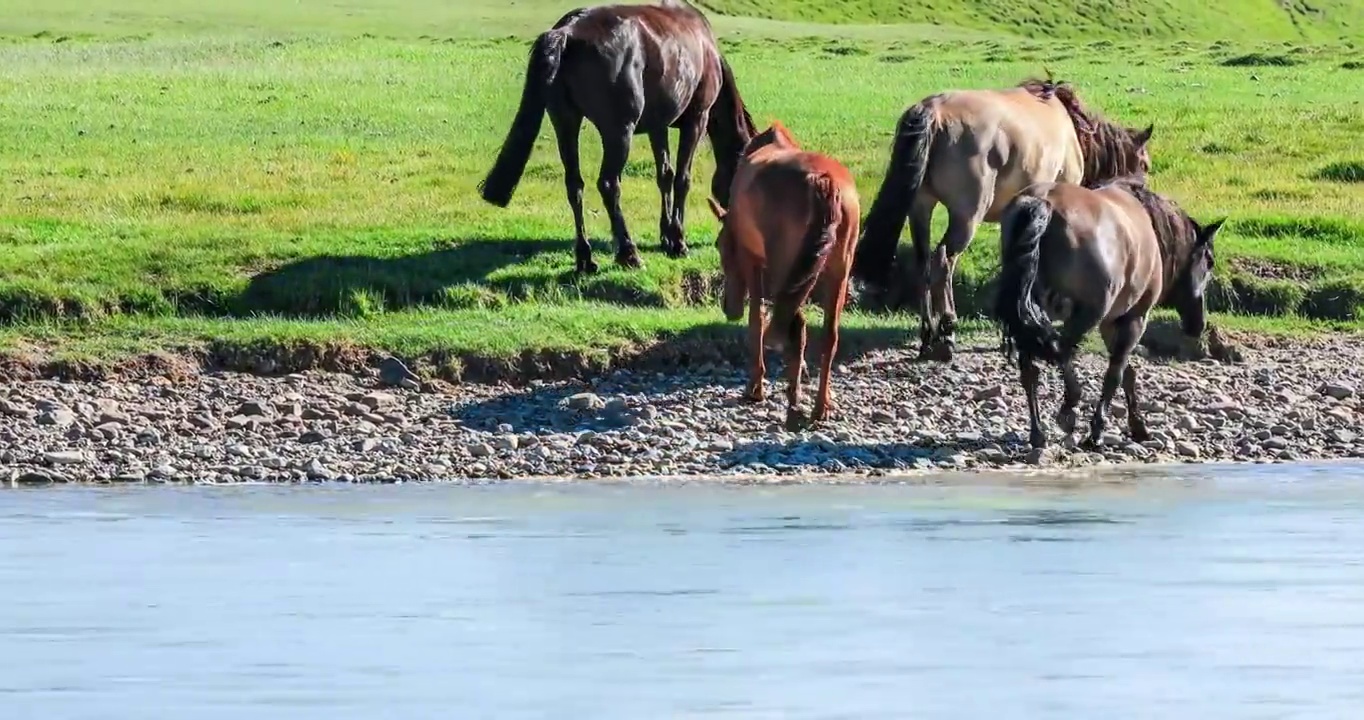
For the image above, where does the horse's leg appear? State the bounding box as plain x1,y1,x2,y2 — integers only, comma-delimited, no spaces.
907,197,936,358
549,110,595,274
1086,314,1145,447
784,310,809,431
811,276,846,424
1020,353,1046,449
647,127,675,255
597,123,643,269
664,112,708,258
932,204,986,360
744,267,766,403
1055,302,1102,435
1122,365,1151,442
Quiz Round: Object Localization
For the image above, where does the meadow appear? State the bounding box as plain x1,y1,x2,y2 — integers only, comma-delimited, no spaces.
0,0,1362,375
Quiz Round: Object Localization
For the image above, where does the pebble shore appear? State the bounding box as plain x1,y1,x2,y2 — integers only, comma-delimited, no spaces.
3,335,1363,485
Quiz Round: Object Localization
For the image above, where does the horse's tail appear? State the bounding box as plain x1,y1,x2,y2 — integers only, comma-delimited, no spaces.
993,194,1064,365
852,101,936,288
478,29,568,207
767,174,842,344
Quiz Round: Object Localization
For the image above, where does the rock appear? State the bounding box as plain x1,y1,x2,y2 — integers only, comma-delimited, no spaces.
1263,437,1290,451
378,356,419,387
36,410,77,426
305,458,335,481
360,392,398,411
1175,441,1200,458
566,392,605,411
1025,447,1048,465
972,384,1005,402
300,430,329,444
236,400,274,417
1328,429,1357,445
708,440,734,452
468,443,494,458
871,410,895,424
493,435,519,451
226,415,261,431
1319,382,1356,400
44,450,89,465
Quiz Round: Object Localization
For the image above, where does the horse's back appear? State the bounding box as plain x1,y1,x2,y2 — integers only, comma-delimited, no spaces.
924,87,1084,218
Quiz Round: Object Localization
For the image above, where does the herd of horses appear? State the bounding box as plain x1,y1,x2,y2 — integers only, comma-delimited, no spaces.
476,1,1224,451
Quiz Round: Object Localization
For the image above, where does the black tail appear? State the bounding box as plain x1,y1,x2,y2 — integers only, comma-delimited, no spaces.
851,101,936,288
767,175,842,345
478,29,568,207
993,195,1064,364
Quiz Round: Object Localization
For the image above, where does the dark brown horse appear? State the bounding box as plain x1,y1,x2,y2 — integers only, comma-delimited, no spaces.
853,78,1154,361
992,175,1223,450
478,0,758,274
706,121,861,430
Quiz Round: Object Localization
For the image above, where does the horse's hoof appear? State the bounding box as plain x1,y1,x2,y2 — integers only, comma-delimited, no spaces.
743,386,765,403
1080,435,1102,451
576,259,600,275
666,242,689,259
1056,409,1077,435
810,403,831,424
615,249,644,269
1130,426,1152,443
784,411,809,432
1029,430,1048,449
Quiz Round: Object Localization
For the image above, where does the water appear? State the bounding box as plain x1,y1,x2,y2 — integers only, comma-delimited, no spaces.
5,463,1364,719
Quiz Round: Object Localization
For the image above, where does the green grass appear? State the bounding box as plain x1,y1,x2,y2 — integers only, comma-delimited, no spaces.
1,0,1363,372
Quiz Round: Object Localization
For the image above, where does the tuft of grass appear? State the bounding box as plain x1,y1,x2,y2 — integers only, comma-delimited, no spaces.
1221,52,1298,67
1313,161,1364,184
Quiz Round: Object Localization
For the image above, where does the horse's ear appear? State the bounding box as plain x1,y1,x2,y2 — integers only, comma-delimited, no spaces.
707,196,727,220
1132,123,1154,146
1198,217,1226,244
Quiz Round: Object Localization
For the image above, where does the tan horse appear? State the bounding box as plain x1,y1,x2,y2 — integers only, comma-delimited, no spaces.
852,78,1154,361
706,121,861,430
992,175,1222,450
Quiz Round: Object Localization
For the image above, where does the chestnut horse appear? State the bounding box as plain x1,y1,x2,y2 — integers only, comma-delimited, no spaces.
478,0,758,274
992,175,1222,450
853,78,1155,361
706,121,861,430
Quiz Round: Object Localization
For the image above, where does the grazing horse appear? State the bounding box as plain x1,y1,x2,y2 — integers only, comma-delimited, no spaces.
478,0,758,274
706,121,861,430
852,78,1155,361
992,175,1223,450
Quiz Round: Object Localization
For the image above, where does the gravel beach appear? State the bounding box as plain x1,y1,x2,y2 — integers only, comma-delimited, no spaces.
3,334,1363,485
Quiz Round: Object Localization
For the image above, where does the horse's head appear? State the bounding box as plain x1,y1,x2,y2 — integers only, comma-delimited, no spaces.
1126,124,1154,176
1172,215,1223,337
707,197,746,321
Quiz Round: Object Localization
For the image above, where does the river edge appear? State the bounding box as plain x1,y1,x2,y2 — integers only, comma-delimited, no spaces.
2,329,1362,485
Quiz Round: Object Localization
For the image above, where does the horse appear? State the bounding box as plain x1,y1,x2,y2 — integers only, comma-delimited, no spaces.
991,174,1223,450
477,0,758,274
705,121,861,431
852,77,1155,361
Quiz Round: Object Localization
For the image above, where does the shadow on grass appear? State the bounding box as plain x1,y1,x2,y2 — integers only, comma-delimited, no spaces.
237,236,713,317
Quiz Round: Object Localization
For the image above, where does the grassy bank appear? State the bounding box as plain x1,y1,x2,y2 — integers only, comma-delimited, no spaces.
0,0,1362,377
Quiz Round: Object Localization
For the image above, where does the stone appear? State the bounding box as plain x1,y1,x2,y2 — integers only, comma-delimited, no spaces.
493,435,519,452
226,415,261,431
236,400,274,417
468,443,494,458
44,450,89,465
378,356,419,387
1175,441,1201,458
973,385,1005,402
567,392,605,411
871,410,895,424
305,458,336,481
36,410,77,427
360,392,398,411
1328,428,1357,445
1319,382,1356,400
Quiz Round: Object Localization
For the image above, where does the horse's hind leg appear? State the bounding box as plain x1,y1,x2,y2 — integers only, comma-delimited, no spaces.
597,123,644,269
549,110,595,274
1056,302,1102,435
647,127,676,255
1086,314,1147,447
906,197,936,358
812,275,847,425
1122,364,1151,442
1019,353,1047,449
784,310,809,431
664,112,709,258
744,268,767,403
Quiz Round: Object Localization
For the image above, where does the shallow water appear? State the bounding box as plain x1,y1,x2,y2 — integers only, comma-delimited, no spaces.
5,463,1364,719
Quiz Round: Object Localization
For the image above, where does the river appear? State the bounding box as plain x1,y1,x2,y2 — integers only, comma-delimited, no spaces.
4,462,1364,718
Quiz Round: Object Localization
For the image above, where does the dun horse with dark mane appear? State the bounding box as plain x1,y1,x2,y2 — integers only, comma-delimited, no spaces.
707,121,860,430
853,78,1155,360
992,175,1222,450
478,0,757,274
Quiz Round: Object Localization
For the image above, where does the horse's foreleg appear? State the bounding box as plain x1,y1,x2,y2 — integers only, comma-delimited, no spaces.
931,211,980,360
784,310,808,431
907,199,935,359
597,123,643,269
665,113,708,258
647,127,675,255
1087,315,1145,447
1020,353,1046,449
550,111,595,274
